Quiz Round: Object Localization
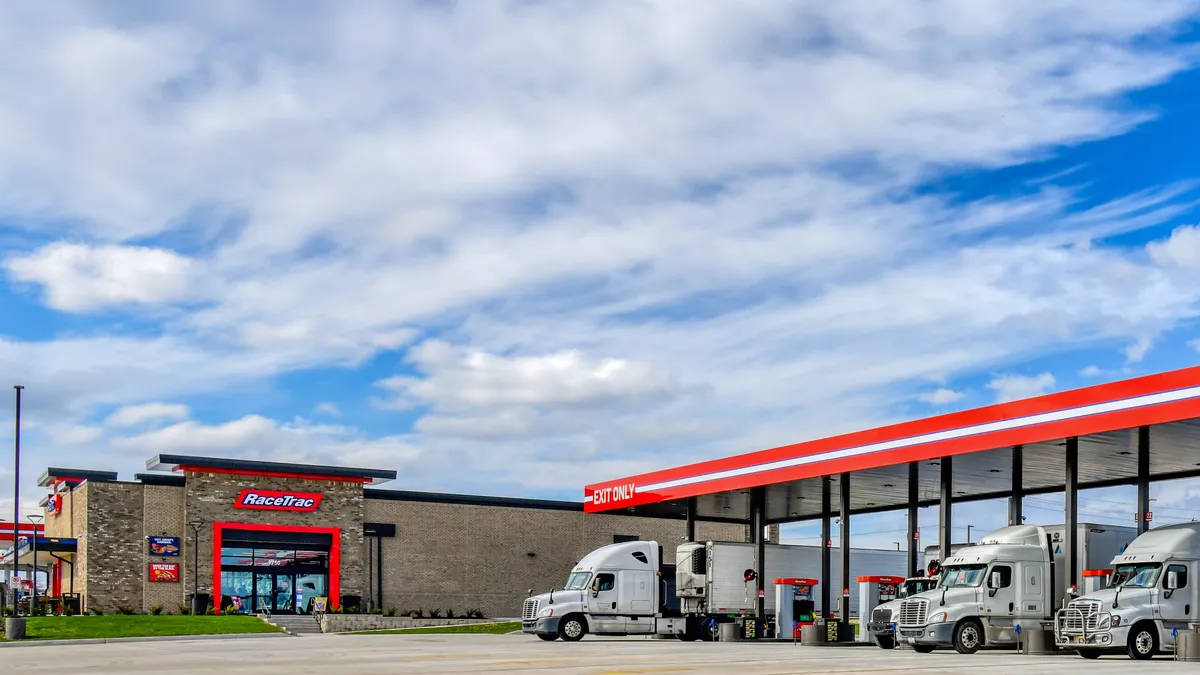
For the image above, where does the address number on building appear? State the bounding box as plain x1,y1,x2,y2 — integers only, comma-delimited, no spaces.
234,489,324,512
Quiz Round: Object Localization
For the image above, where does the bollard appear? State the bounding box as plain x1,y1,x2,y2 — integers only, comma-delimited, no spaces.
719,622,742,642
5,617,27,640
1176,632,1200,662
801,624,827,645
1022,627,1053,655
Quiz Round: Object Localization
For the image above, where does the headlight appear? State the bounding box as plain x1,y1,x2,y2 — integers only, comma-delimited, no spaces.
1096,616,1111,630
539,607,555,617
927,612,948,624
1110,615,1121,627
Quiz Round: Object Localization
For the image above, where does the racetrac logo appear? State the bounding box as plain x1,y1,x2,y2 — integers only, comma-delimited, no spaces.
590,482,636,507
234,489,324,512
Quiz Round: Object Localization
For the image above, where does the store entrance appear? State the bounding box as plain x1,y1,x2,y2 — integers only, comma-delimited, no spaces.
219,529,331,614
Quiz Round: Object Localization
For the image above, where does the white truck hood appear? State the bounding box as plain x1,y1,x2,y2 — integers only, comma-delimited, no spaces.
1072,586,1154,612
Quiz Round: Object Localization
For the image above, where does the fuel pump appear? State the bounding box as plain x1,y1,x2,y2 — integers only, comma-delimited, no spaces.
856,576,905,643
773,578,818,640
1081,568,1111,595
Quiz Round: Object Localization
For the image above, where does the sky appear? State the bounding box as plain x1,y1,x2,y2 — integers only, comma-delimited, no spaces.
3,1,1200,551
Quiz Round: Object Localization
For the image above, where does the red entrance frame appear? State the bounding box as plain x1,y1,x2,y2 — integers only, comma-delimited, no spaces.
212,522,341,614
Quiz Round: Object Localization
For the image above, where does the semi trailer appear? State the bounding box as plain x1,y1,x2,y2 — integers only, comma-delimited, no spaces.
895,523,1135,654
1055,521,1200,660
522,539,907,641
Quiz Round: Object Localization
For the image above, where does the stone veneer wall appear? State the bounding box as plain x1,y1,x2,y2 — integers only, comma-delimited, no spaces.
83,481,146,612
184,472,366,607
143,485,187,612
69,483,88,601
319,615,491,633
363,498,751,619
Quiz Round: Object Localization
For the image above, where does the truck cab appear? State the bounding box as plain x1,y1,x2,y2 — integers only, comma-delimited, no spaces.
867,577,936,649
1056,522,1200,660
522,540,678,641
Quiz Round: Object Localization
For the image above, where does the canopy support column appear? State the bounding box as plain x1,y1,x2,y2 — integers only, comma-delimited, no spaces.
907,462,919,577
939,457,953,563
821,476,831,620
685,497,697,542
1065,437,1079,600
1009,445,1023,526
1137,426,1151,535
750,486,766,628
839,472,851,626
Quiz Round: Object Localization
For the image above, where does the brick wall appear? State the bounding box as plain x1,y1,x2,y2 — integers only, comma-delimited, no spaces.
143,485,186,612
70,484,88,600
183,472,366,606
83,481,145,612
363,498,747,618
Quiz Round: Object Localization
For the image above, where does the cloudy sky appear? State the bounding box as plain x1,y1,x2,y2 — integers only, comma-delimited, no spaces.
3,1,1200,549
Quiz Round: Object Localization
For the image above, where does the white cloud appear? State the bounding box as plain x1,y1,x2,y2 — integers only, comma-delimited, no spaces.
46,424,103,445
1080,365,1102,376
1148,225,1200,269
919,388,965,405
1124,334,1155,363
5,242,198,312
313,402,342,418
105,402,191,427
986,373,1056,403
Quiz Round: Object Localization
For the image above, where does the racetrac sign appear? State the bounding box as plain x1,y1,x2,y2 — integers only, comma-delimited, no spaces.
234,489,324,512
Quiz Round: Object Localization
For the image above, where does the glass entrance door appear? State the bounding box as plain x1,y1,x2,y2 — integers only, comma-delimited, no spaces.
220,540,330,614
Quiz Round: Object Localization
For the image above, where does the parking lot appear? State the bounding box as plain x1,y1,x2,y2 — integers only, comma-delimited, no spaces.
17,633,1200,674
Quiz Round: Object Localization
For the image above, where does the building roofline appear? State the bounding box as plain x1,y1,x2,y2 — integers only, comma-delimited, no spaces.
147,454,396,484
135,472,187,487
36,467,119,487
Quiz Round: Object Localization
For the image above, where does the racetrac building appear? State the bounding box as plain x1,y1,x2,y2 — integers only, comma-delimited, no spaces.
15,454,746,616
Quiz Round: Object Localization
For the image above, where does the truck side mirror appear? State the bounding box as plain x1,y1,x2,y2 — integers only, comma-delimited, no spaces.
989,572,1001,589
591,581,599,597
1167,571,1180,591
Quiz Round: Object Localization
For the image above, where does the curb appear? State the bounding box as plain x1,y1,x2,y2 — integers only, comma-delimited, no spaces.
0,631,293,648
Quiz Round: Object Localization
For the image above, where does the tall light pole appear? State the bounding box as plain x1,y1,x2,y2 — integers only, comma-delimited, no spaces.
966,524,974,544
188,520,204,615
11,385,23,615
27,514,42,615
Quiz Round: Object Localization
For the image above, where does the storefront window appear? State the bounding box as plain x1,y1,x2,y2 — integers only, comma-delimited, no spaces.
219,544,329,614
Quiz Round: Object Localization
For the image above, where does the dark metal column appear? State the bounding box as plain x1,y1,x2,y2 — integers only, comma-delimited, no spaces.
376,535,384,611
1009,445,1024,526
685,497,697,542
939,457,953,563
1137,426,1151,535
839,472,851,628
1065,437,1079,598
750,486,767,628
907,462,919,577
11,385,23,613
821,476,832,619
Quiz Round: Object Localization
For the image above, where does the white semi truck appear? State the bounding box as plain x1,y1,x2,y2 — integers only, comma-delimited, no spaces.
894,523,1136,654
522,539,907,641
866,543,970,648
1055,521,1200,660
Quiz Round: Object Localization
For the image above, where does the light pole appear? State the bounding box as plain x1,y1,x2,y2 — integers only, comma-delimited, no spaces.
11,385,23,615
27,514,42,615
966,524,974,543
188,520,204,615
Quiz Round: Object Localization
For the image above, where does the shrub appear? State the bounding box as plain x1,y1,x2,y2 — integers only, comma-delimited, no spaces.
177,603,191,616
428,608,442,618
204,604,215,616
410,608,425,618
115,605,137,615
445,609,455,618
150,605,164,616
90,606,106,616
466,609,485,619
384,608,397,617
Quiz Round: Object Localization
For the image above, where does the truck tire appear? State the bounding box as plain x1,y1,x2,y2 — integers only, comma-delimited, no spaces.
876,635,895,650
1077,649,1101,659
1126,622,1158,660
953,620,983,655
537,634,558,641
912,644,936,653
558,615,587,642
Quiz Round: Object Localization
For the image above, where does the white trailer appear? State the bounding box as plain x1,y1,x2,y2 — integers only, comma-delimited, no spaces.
677,541,909,619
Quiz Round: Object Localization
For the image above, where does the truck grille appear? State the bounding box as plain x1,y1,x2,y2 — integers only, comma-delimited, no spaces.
1061,600,1102,632
522,598,540,621
872,608,892,624
897,599,927,627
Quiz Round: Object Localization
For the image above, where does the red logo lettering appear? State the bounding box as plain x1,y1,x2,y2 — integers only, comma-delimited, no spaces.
233,489,324,512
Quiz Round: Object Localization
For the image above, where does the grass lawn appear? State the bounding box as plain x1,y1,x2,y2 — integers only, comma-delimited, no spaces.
2,615,283,641
350,621,521,635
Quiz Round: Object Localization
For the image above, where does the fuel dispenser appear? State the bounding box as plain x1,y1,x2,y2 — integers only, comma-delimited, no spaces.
856,575,905,643
773,578,818,640
1081,568,1112,595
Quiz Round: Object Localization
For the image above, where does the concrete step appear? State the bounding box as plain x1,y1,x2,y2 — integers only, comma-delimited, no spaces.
266,614,323,634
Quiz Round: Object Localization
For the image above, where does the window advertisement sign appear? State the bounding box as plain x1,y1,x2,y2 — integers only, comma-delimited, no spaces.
149,563,180,583
149,536,181,556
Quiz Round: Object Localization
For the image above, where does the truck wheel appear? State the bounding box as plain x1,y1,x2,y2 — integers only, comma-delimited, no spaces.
1126,622,1158,660
912,644,936,653
876,635,895,650
558,615,587,642
1077,649,1101,659
537,634,558,641
953,620,983,655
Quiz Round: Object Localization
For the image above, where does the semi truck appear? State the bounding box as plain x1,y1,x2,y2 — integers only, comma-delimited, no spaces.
1055,521,1200,660
894,523,1136,654
866,543,971,648
522,539,907,641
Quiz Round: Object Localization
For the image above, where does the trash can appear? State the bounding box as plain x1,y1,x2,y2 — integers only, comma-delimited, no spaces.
1176,632,1200,662
4,618,26,640
801,624,826,645
719,622,742,642
1022,627,1053,654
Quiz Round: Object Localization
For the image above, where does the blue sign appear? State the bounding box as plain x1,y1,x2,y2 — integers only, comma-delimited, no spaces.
149,536,181,556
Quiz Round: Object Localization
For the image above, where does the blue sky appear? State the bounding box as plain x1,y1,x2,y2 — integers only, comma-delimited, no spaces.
3,2,1200,550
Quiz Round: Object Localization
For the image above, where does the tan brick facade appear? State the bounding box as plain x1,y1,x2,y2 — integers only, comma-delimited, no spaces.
36,459,759,617
363,497,748,618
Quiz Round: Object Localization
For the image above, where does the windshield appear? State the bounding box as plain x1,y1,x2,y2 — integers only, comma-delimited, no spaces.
1109,564,1137,587
900,580,934,598
939,565,987,588
563,571,592,590
1122,563,1162,589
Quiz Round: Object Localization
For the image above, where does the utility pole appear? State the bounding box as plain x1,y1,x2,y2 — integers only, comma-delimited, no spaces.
28,514,42,614
188,520,204,614
11,385,23,615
